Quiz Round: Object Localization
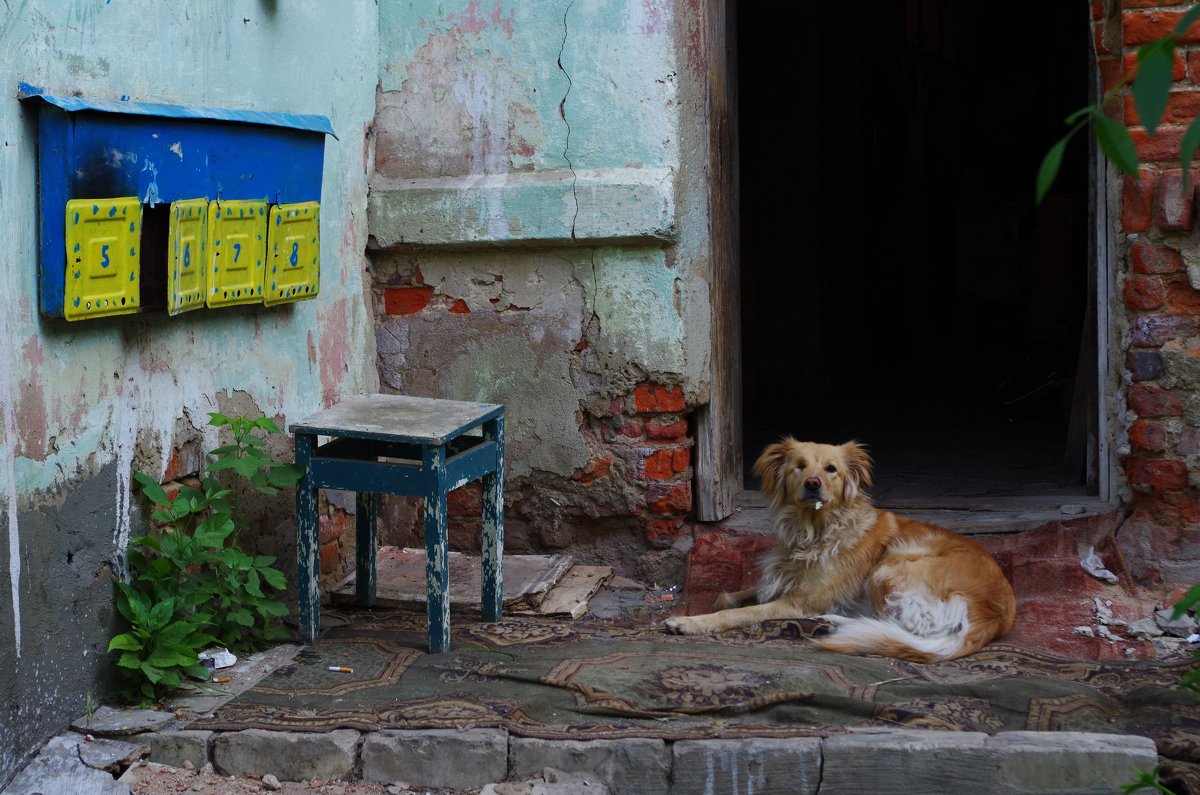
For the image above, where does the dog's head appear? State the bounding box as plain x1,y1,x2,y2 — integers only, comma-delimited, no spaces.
752,438,873,514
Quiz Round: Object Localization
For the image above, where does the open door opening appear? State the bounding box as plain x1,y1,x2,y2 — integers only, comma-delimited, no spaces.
738,2,1096,504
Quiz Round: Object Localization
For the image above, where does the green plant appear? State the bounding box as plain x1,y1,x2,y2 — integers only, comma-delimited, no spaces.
108,412,305,704
1037,4,1200,203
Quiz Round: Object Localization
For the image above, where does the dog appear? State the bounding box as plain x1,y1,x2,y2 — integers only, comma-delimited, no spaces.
665,439,1016,662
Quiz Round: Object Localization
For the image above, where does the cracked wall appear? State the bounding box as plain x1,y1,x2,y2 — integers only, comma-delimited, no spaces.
369,0,708,577
0,2,379,786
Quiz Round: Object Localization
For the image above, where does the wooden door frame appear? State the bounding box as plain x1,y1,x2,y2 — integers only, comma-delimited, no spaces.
693,0,742,521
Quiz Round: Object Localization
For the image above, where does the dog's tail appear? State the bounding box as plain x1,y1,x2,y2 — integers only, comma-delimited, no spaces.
815,597,1005,663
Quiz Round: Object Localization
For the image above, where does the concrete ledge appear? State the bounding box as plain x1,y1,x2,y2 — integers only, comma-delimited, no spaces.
361,728,508,789
368,167,676,247
132,729,211,770
59,719,1160,794
670,738,823,795
210,728,358,781
509,737,671,795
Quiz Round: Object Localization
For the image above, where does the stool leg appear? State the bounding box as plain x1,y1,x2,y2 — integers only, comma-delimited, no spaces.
481,415,505,622
355,492,377,606
423,443,451,653
294,433,320,644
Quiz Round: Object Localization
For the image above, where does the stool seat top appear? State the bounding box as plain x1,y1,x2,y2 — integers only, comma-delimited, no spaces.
291,394,504,445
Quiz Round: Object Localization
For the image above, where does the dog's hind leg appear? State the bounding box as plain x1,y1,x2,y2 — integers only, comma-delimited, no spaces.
714,588,758,611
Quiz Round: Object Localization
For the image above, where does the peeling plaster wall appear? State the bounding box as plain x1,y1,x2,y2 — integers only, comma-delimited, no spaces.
0,2,379,784
369,0,712,569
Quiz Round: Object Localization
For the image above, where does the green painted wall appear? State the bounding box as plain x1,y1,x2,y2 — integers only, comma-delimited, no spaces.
0,1,379,784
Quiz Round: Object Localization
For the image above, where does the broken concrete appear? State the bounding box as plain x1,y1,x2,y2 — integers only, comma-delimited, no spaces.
2,733,145,795
210,729,359,781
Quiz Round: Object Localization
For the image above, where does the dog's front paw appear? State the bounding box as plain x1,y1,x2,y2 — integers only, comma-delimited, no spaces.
663,616,709,635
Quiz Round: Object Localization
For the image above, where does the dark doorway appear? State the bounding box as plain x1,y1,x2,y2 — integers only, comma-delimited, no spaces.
738,2,1094,502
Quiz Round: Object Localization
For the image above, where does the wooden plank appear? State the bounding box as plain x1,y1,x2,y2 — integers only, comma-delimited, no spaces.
513,565,614,619
291,394,503,445
694,0,742,521
330,547,573,610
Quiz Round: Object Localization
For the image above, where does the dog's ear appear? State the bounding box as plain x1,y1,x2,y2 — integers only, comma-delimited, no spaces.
840,441,873,502
752,439,792,500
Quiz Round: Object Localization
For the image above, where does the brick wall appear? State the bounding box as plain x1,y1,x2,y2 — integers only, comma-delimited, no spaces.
367,261,695,583
1100,1,1200,587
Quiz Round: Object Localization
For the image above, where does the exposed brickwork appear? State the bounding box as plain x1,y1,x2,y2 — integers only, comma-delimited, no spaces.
1109,1,1200,590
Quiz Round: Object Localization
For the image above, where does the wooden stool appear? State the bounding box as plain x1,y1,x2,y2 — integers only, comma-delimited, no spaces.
291,394,504,652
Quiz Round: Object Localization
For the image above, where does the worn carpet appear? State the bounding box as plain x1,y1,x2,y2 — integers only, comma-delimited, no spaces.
190,610,1200,791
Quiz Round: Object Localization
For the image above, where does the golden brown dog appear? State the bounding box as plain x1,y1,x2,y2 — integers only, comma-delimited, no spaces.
665,439,1015,662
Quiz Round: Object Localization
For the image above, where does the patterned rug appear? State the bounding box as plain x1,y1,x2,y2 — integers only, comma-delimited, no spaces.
190,610,1200,792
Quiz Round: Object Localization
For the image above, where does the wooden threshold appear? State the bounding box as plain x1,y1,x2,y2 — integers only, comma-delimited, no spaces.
712,490,1117,536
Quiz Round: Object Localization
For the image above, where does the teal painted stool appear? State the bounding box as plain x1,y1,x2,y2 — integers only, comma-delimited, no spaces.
291,394,505,653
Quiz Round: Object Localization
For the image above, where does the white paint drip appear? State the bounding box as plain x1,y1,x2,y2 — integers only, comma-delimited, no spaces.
168,141,183,159
141,158,160,206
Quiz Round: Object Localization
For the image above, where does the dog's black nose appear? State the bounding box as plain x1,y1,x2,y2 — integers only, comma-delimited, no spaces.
804,476,821,491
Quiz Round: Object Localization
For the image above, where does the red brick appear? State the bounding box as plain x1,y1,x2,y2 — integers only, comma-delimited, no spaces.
1164,273,1200,312
1124,275,1166,309
647,481,692,515
447,298,470,314
319,512,346,545
1130,241,1183,274
1130,314,1200,347
645,517,685,547
1128,383,1185,416
1122,171,1157,231
319,540,341,575
1099,56,1126,96
672,446,690,473
448,483,482,516
1181,425,1200,454
1131,489,1200,526
1132,125,1187,164
1126,456,1189,491
575,456,612,485
1154,169,1198,229
1129,384,1186,416
615,420,643,439
383,286,434,315
1120,54,1186,100
1188,50,1200,83
1123,9,1200,46
643,449,677,480
1129,419,1169,451
645,418,688,440
633,384,686,413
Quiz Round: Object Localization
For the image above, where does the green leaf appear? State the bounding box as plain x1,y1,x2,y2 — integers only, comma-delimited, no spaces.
133,472,170,507
1036,136,1070,204
117,650,144,669
260,566,287,591
139,661,164,684
1171,581,1200,619
267,464,305,487
1133,40,1174,136
1064,105,1097,125
146,599,176,631
1095,114,1140,177
1181,116,1200,180
253,417,282,434
208,412,231,428
1174,4,1200,36
245,569,264,598
108,633,143,652
259,600,289,617
194,515,235,548
229,609,255,627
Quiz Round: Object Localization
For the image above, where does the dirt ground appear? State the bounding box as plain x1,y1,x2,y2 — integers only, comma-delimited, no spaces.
121,761,482,795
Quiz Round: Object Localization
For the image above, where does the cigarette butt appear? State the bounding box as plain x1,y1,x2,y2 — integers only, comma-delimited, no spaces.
659,593,674,601
328,666,353,673
211,676,231,684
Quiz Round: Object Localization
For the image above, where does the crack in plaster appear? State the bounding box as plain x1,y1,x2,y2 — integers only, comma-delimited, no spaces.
558,0,578,239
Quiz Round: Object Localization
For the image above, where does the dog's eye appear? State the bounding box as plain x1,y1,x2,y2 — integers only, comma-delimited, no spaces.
825,464,837,473
795,460,807,470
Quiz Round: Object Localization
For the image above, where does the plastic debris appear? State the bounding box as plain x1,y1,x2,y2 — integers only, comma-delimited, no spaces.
1080,547,1119,584
1188,633,1199,643
198,647,237,671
